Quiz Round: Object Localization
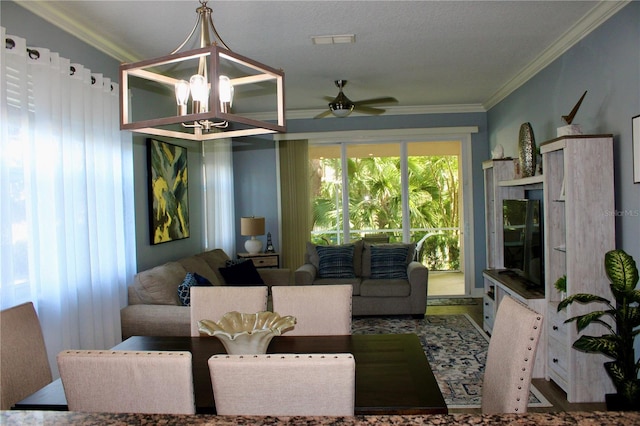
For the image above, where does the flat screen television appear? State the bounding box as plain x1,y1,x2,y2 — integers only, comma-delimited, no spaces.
502,199,544,289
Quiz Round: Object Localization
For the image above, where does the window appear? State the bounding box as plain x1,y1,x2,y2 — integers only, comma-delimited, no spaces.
309,141,462,273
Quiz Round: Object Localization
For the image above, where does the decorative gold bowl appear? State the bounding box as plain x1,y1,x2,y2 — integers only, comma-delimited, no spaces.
198,311,296,354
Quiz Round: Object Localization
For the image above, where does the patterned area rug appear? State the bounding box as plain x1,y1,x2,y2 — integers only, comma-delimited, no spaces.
351,314,551,409
427,297,479,306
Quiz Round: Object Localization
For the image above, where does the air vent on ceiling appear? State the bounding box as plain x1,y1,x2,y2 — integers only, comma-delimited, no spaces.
311,34,355,45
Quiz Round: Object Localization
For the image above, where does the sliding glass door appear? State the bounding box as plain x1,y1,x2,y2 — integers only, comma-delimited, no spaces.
309,139,466,296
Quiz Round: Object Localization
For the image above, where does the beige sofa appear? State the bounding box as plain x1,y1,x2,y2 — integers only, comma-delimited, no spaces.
295,241,428,318
121,249,290,339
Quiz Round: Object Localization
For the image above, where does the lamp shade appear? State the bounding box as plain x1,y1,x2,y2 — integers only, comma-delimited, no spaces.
241,217,265,236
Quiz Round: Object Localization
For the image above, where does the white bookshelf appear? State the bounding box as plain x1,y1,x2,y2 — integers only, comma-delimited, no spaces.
483,135,616,402
541,135,616,402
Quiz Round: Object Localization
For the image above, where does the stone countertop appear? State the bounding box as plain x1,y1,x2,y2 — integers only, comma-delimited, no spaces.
3,411,640,425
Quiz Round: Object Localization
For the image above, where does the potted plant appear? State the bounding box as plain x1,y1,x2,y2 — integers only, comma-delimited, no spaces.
554,274,567,300
558,249,640,410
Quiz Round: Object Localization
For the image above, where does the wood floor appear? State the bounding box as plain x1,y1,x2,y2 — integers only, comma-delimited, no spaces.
427,299,607,414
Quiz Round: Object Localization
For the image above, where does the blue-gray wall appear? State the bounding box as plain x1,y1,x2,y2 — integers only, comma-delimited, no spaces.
487,1,640,261
233,139,280,254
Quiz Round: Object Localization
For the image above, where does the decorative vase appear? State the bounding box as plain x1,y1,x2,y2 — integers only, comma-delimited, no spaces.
198,311,296,354
518,122,536,178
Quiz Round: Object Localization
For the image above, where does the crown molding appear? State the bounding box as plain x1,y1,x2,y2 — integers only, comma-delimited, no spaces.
14,1,139,63
17,0,629,113
483,1,630,110
246,103,486,121
273,127,479,143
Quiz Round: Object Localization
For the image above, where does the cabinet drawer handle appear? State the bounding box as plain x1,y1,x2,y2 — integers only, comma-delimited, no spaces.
553,358,559,363
485,316,489,319
484,302,489,306
553,325,558,330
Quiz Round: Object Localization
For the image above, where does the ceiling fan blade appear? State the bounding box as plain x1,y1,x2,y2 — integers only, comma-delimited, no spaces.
353,105,386,115
313,109,333,119
323,96,335,102
354,96,398,106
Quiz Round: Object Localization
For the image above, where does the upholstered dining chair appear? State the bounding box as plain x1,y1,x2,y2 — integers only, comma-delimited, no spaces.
0,302,53,410
57,350,195,414
481,295,544,414
208,353,355,416
190,286,268,336
272,284,352,336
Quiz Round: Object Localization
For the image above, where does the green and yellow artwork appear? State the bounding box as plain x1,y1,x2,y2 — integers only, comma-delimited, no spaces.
147,139,190,244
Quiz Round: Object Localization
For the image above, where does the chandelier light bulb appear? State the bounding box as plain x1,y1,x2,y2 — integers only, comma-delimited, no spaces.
175,80,190,116
189,74,209,113
219,75,234,111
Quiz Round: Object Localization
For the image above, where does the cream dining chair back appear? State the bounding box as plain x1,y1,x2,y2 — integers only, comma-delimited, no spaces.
481,295,544,414
208,353,355,416
57,350,195,414
271,284,352,336
0,301,53,410
190,286,268,336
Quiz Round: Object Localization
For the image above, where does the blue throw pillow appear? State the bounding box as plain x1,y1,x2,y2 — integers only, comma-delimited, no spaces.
193,272,212,286
370,245,410,279
178,272,212,306
316,244,356,279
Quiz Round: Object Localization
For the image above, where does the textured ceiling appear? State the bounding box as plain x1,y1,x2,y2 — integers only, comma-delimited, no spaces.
15,1,626,118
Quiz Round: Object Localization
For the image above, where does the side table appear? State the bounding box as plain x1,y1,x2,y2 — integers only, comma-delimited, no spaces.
237,252,280,268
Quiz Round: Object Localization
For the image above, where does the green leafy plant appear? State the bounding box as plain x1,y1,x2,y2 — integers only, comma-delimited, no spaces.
558,249,640,408
554,275,567,293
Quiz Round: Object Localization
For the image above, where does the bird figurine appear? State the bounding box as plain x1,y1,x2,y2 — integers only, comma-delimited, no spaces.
562,91,587,125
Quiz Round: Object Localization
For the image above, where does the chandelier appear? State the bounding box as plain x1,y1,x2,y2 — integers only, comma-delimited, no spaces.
119,1,286,141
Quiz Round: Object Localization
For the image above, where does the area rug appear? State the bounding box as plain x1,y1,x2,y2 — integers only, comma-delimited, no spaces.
427,297,479,306
351,314,551,409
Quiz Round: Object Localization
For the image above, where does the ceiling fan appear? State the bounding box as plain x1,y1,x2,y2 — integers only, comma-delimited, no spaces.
314,80,398,119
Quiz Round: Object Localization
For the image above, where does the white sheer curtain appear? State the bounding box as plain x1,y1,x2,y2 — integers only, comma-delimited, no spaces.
0,28,136,376
202,139,235,255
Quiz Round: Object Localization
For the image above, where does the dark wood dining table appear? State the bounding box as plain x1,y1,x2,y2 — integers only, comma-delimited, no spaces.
14,333,447,415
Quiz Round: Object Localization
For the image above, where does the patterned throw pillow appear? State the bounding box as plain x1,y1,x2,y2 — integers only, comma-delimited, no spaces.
178,272,212,306
370,245,410,279
316,244,356,279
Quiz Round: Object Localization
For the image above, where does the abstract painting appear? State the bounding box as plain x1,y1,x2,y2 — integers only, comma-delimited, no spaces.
147,138,190,244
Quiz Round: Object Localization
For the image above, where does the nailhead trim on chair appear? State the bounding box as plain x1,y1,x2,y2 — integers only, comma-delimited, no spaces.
211,354,354,360
511,312,543,412
62,350,188,357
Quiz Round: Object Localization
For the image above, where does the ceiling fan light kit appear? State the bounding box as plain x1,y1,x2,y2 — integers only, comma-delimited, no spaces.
329,80,355,117
119,0,286,141
316,80,398,119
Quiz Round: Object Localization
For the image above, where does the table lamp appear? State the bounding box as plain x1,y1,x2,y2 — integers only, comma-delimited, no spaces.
241,216,265,254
